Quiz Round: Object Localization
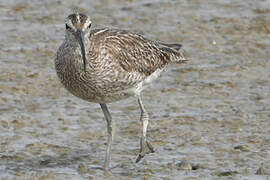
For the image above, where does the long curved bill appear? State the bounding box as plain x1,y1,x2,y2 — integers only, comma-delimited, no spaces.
76,30,87,71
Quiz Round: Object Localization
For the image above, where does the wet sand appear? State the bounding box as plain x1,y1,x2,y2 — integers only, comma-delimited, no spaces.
0,0,270,179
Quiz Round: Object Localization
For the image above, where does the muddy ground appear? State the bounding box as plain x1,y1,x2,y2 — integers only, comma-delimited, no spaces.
0,0,270,179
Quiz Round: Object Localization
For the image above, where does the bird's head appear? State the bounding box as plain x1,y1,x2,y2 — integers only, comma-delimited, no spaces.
65,13,92,71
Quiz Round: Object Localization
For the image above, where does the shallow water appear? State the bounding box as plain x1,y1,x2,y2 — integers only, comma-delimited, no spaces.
1,0,270,179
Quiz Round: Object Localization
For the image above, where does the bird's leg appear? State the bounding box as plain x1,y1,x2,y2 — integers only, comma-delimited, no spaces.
136,96,155,163
100,103,115,172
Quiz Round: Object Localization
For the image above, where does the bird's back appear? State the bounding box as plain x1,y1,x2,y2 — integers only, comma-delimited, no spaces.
89,28,186,76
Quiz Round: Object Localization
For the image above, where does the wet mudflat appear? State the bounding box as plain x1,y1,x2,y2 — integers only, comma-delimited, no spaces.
0,0,270,179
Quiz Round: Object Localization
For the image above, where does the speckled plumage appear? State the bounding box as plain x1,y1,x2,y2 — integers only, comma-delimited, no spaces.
55,13,187,171
55,15,186,103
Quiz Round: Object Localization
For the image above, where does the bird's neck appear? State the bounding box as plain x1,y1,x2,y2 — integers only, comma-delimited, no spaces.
64,38,94,71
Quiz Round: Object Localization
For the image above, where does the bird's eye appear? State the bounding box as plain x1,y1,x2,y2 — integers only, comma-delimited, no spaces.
65,24,71,30
87,24,91,29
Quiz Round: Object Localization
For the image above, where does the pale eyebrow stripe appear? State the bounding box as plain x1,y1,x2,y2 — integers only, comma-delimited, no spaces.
76,13,80,23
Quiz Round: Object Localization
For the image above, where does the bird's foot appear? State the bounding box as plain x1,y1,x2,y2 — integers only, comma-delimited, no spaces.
104,168,113,176
136,140,155,163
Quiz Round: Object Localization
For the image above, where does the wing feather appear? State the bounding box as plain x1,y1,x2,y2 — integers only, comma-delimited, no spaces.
96,29,186,76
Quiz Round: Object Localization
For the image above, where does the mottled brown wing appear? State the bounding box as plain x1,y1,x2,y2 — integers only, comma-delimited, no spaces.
102,29,185,76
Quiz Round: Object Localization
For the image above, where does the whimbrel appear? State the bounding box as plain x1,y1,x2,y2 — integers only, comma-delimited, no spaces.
55,13,187,171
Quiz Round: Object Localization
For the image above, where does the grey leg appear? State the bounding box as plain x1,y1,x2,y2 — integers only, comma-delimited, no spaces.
100,103,115,172
136,96,155,163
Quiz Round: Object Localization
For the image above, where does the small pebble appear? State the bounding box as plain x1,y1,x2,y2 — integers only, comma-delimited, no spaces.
256,166,266,175
234,145,250,152
79,163,89,174
217,171,238,176
177,159,192,170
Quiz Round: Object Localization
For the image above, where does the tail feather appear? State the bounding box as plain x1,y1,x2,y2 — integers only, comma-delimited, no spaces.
160,42,183,51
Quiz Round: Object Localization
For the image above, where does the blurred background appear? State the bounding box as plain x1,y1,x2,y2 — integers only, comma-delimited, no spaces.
0,0,269,179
